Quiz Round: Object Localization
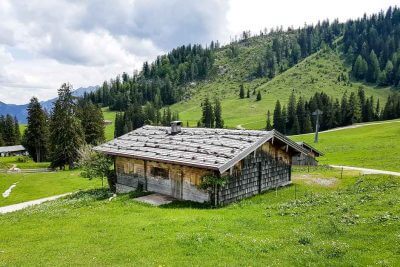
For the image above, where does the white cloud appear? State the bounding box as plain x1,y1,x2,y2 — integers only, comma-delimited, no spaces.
0,0,398,104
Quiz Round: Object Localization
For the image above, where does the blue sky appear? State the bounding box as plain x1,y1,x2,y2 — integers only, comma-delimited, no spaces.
0,0,398,104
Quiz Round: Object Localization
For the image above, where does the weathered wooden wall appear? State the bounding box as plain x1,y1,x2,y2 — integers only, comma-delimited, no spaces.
218,142,291,206
115,157,210,202
292,154,318,166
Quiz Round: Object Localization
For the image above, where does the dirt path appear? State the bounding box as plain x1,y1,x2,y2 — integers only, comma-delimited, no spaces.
321,120,400,133
0,193,71,214
330,165,400,177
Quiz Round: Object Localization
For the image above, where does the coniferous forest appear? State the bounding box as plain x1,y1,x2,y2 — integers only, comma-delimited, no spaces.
82,6,400,137
0,115,21,146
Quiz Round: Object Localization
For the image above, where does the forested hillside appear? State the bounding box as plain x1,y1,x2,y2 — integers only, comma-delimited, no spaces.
87,7,400,134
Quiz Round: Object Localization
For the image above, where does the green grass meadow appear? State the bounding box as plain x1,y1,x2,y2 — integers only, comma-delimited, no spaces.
171,49,392,129
0,167,399,265
0,170,102,207
292,120,400,172
102,107,116,141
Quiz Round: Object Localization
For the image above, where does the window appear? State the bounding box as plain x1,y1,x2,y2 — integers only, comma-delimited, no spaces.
123,162,134,174
151,167,169,179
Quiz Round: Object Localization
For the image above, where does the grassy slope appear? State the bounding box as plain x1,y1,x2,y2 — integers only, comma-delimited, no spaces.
171,45,392,129
0,170,102,207
0,156,49,169
0,168,399,265
291,120,400,172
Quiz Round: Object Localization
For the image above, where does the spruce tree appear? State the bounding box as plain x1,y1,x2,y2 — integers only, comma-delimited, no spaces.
49,83,85,169
22,97,49,162
13,117,21,145
256,91,262,101
266,110,273,130
348,92,362,124
273,100,283,132
303,112,313,133
287,91,296,133
367,50,380,83
214,98,224,128
239,84,245,99
292,115,300,135
201,97,214,128
78,101,105,146
246,88,250,98
3,115,16,146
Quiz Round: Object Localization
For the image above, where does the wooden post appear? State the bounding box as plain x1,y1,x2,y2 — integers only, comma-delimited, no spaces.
341,167,343,179
144,160,148,191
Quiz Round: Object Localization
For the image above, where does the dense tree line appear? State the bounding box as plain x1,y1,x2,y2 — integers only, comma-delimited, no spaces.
114,103,179,137
255,20,341,78
343,7,400,86
22,84,105,167
199,97,224,128
0,115,21,146
270,88,384,135
85,44,217,111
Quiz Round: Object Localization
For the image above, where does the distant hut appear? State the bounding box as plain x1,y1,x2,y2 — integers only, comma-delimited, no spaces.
0,145,28,157
94,121,308,206
292,142,324,166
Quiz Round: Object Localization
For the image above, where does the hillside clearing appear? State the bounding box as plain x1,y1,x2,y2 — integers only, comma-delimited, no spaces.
171,49,392,129
0,167,399,266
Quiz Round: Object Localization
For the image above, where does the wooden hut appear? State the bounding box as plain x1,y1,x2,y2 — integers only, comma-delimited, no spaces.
0,145,27,157
292,142,324,166
94,122,308,205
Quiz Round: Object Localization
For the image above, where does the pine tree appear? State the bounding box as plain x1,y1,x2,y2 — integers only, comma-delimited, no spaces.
303,112,313,133
246,88,250,98
14,117,21,145
201,97,214,128
273,100,283,132
239,84,245,99
22,97,49,162
49,83,85,169
348,92,362,124
292,115,300,135
256,91,262,101
214,98,224,128
266,110,273,130
3,115,16,146
352,55,368,79
367,50,380,83
281,106,288,134
287,91,296,133
78,101,105,146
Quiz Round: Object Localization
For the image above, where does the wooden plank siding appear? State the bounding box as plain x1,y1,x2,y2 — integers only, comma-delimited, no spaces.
114,138,295,205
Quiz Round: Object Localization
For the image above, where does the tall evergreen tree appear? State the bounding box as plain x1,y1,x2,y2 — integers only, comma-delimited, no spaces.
22,97,49,162
266,110,273,130
273,100,284,133
239,84,245,99
201,97,215,128
367,50,380,83
49,83,85,169
77,101,105,146
214,98,224,128
256,91,262,101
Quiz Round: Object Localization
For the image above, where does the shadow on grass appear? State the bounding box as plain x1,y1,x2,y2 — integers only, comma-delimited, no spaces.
66,188,111,201
161,200,212,210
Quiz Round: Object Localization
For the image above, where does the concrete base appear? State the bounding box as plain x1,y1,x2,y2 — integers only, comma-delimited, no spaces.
134,193,175,206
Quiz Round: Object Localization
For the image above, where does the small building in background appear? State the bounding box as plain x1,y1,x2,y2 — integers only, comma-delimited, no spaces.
95,122,308,206
0,145,28,157
292,142,324,166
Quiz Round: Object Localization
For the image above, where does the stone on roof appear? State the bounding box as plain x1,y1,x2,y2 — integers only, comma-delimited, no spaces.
94,126,306,173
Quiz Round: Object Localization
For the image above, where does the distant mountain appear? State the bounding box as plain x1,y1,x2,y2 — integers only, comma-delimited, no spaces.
0,86,98,123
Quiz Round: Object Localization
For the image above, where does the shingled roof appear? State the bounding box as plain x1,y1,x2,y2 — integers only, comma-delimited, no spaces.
94,126,307,173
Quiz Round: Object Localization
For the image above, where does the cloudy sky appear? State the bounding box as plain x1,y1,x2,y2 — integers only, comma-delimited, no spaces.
0,0,398,104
